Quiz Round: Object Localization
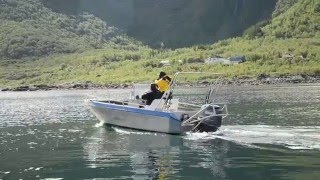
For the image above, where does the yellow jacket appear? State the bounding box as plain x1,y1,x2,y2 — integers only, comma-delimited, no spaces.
155,75,171,92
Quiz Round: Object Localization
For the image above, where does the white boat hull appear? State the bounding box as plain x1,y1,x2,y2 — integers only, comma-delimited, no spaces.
90,100,182,134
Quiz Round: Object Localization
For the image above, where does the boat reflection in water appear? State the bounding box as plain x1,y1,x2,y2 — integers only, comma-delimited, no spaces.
83,126,230,179
182,133,230,178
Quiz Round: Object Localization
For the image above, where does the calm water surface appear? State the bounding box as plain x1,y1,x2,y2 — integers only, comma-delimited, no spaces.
0,85,320,179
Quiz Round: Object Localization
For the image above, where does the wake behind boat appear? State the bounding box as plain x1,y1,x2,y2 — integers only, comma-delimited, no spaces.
89,72,228,135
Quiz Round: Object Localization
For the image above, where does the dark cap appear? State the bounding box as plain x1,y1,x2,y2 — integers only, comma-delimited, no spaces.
159,71,166,78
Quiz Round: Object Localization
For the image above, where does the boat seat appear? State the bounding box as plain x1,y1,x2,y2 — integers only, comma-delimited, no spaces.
145,99,179,111
144,99,164,110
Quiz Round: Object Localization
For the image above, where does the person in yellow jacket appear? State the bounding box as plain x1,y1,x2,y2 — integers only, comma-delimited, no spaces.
155,71,172,93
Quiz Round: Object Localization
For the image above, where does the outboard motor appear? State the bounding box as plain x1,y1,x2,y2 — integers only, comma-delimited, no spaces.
181,102,227,133
193,105,223,132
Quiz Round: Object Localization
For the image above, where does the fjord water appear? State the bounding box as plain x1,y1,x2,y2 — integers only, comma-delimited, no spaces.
0,85,319,180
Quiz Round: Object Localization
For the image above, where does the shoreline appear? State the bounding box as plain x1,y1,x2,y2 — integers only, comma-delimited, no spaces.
1,75,320,92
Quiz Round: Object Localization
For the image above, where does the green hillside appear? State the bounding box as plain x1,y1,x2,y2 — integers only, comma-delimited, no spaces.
0,0,319,88
264,0,320,38
0,0,139,60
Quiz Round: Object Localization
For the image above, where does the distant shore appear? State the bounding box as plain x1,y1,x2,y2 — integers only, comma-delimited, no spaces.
1,74,320,92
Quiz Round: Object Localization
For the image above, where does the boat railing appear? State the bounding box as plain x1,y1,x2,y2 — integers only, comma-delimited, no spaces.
160,72,226,111
205,76,224,103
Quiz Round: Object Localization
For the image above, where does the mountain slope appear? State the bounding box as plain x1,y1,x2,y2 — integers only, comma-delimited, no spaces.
263,0,320,38
0,0,136,60
43,0,277,48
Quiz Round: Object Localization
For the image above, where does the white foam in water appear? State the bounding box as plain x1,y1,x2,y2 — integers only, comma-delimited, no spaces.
185,125,320,150
68,129,81,133
27,142,38,145
94,121,104,128
184,132,218,140
94,122,155,135
113,127,154,135
113,127,131,135
35,167,43,171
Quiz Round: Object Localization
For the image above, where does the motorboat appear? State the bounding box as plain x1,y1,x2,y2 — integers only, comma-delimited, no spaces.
89,72,228,135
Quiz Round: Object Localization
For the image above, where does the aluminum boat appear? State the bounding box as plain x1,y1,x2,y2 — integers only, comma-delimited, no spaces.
89,72,228,134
